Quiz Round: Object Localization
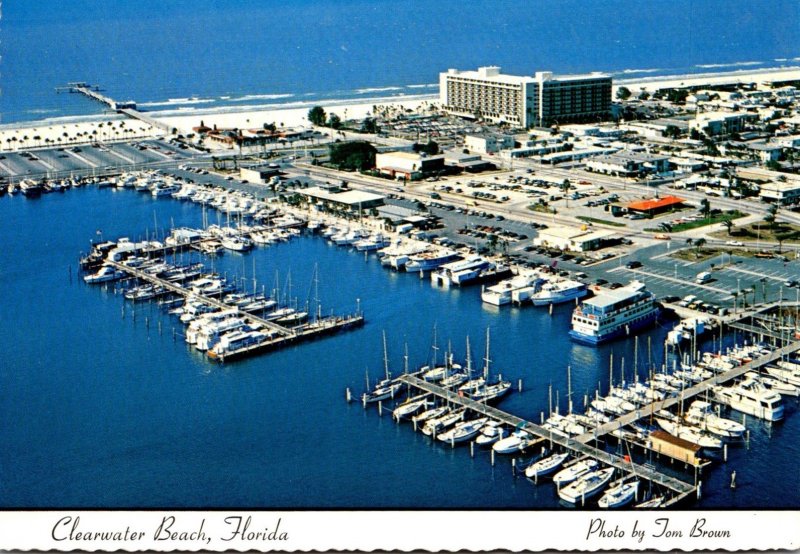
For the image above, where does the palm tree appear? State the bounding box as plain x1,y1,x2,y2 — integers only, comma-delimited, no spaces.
694,237,706,259
722,219,734,235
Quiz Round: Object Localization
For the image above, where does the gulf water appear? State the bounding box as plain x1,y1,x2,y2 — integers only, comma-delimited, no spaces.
0,189,798,508
2,0,800,124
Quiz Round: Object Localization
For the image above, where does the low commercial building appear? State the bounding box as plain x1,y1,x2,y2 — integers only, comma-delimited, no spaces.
586,152,671,177
464,134,515,154
689,111,756,136
626,195,686,216
239,166,280,183
533,225,615,252
375,151,445,181
759,181,800,204
443,151,495,173
301,184,385,212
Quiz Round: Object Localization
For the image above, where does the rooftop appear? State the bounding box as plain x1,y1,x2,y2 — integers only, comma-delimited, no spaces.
627,195,685,211
303,186,384,206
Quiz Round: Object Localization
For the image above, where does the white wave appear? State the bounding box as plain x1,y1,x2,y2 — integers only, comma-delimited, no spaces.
354,86,404,94
228,93,295,102
138,97,216,108
407,83,438,89
619,68,662,74
27,109,59,114
775,58,788,62
695,61,763,69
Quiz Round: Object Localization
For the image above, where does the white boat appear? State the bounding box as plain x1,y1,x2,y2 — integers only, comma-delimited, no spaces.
221,236,253,252
713,377,784,422
655,418,723,449
552,458,599,486
393,396,430,420
439,371,469,388
209,329,269,358
412,406,449,424
749,373,800,397
766,365,800,387
531,279,589,306
474,420,506,446
558,467,615,504
470,380,512,402
525,451,570,479
684,400,746,438
363,333,403,404
422,408,466,436
195,317,248,351
404,249,460,273
635,495,666,508
83,264,123,283
430,256,490,287
437,417,489,444
274,310,308,326
570,281,658,345
598,480,640,508
481,272,543,306
492,429,535,454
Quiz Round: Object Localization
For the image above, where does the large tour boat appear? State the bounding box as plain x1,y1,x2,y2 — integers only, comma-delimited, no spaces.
569,281,658,345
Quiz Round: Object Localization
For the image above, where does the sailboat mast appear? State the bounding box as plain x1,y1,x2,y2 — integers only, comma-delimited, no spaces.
483,327,491,380
567,364,572,415
465,336,472,373
383,331,390,380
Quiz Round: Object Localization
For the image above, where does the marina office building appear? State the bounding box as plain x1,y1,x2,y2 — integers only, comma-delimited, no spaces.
439,66,612,128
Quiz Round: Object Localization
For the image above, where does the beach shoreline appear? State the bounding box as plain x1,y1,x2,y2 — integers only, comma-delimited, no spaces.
2,66,800,150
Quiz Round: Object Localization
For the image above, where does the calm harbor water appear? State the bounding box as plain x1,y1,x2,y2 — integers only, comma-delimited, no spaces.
0,188,798,508
2,1,800,123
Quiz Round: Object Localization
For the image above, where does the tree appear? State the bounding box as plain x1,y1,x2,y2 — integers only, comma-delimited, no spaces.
327,113,342,130
616,87,632,101
263,122,277,132
694,237,706,259
308,106,327,126
690,128,701,141
662,125,681,139
764,204,778,228
721,219,734,235
412,140,439,156
699,198,711,220
360,117,379,134
328,141,377,171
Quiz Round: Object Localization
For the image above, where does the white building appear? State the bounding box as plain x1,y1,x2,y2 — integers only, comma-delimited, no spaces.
374,151,444,180
464,134,515,154
440,66,611,128
690,111,756,136
533,226,615,252
586,152,671,177
759,181,800,204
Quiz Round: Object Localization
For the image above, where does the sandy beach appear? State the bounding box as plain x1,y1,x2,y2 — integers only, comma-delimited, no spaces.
154,95,440,134
0,119,157,152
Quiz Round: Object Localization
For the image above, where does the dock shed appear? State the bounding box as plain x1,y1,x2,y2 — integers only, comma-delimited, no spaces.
648,430,704,466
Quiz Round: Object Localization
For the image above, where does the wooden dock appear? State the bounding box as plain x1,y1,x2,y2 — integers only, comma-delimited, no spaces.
396,374,696,504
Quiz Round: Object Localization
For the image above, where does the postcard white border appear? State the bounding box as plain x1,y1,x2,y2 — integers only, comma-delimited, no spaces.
0,510,798,551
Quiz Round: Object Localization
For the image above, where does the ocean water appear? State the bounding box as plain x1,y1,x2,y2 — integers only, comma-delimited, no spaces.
0,189,798,508
2,0,800,123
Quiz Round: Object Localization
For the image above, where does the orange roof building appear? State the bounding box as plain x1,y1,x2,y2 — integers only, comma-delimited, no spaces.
627,195,685,215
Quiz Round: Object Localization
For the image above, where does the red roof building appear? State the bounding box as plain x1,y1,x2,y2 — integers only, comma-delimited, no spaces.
627,195,685,215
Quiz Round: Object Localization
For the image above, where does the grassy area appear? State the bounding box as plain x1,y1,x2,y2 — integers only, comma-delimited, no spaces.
670,247,718,262
709,221,800,244
668,210,747,232
527,203,554,215
576,215,627,227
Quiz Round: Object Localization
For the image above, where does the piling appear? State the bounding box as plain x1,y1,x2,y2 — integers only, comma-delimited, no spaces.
470,441,475,458
378,400,383,417
491,449,496,467
172,328,176,342
345,387,352,403
518,379,523,393
746,429,750,449
158,320,162,336
450,435,455,449
723,443,728,462
697,480,702,500
511,459,516,477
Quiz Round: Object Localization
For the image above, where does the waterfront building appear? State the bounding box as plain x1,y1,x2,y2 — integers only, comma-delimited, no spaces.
301,184,384,212
439,66,611,128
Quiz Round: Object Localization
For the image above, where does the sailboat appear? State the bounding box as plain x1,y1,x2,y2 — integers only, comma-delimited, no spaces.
468,327,511,402
559,467,615,504
362,332,402,403
598,480,641,508
525,451,570,479
437,417,489,444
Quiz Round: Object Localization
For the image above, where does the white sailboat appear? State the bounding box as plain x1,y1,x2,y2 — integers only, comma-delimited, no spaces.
598,479,640,508
525,451,570,479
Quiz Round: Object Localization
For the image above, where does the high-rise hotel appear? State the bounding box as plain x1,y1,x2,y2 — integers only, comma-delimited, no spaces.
439,66,612,128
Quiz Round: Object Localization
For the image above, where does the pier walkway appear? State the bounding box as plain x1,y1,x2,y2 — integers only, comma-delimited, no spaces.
396,374,696,503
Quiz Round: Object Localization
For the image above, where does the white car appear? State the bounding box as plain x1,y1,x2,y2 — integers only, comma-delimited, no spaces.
725,240,744,246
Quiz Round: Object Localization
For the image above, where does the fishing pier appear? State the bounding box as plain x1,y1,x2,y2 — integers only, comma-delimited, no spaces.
57,82,172,132
396,374,696,506
104,258,365,361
